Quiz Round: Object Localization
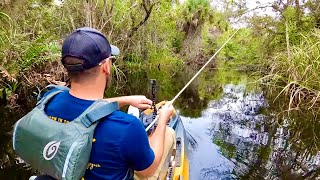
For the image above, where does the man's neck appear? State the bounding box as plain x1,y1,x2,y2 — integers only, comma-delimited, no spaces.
69,83,105,100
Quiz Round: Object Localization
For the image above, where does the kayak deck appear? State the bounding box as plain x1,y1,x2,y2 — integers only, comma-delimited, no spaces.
138,105,189,180
166,113,189,180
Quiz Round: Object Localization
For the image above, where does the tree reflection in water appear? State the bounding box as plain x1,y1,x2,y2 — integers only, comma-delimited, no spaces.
184,84,320,179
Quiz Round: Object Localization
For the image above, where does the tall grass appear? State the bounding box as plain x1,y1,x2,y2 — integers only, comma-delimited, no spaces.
264,29,320,111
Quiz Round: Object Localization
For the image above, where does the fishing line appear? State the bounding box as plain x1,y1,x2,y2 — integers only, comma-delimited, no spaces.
170,28,239,104
145,29,240,132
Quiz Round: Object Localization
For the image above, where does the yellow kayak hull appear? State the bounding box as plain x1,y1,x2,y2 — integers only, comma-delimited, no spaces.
139,103,190,180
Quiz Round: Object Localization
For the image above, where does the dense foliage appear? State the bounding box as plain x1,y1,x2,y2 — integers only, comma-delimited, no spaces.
0,0,230,117
2,0,320,179
1,0,320,117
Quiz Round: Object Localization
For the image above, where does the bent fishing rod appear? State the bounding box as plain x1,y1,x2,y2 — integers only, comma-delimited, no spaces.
145,29,240,132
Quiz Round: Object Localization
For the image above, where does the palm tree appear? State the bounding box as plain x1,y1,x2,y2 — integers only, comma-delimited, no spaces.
180,0,212,60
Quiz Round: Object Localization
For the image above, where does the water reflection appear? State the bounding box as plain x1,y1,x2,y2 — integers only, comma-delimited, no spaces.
263,88,320,179
183,84,320,179
183,84,268,179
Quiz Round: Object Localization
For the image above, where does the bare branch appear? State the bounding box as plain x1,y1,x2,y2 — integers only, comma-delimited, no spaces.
237,4,275,17
128,0,160,38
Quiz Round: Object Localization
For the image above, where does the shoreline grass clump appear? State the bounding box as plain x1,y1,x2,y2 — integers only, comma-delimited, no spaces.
264,29,320,112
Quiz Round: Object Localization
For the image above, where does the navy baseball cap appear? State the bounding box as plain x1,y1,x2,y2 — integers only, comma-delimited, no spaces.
61,27,119,72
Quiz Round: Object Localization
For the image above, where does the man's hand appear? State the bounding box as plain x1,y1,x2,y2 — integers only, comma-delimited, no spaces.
126,95,152,109
158,101,174,124
105,95,152,109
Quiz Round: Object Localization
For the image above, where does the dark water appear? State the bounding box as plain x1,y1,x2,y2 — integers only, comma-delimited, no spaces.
183,84,320,180
1,70,320,179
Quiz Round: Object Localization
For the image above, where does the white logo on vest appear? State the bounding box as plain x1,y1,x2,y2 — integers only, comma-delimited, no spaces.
43,141,61,160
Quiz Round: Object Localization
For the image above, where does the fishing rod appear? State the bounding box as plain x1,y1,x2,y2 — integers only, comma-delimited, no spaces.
145,29,240,132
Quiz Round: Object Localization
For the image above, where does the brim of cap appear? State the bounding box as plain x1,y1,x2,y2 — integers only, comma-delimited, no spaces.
111,45,120,56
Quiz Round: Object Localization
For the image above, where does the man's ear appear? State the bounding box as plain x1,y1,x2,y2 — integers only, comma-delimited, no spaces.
101,59,112,75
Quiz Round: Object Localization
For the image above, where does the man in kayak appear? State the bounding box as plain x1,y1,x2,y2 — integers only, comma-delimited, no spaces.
41,27,175,179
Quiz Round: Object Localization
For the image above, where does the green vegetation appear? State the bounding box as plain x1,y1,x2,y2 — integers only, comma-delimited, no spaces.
258,1,320,113
0,0,188,112
0,0,231,116
2,0,320,178
1,0,320,119
265,30,320,111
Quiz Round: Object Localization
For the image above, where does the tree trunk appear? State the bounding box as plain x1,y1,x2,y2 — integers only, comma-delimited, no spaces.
181,25,203,61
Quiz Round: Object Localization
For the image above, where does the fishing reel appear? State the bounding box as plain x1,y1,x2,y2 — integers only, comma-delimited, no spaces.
141,79,159,135
127,79,170,135
127,79,159,134
140,100,168,135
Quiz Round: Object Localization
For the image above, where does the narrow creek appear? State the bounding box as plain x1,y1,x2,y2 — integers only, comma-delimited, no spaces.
182,84,267,179
1,66,320,179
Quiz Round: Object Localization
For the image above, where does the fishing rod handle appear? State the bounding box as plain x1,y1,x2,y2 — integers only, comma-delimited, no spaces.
150,79,157,119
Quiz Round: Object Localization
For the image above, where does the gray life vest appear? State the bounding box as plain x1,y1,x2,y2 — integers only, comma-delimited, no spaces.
12,85,119,180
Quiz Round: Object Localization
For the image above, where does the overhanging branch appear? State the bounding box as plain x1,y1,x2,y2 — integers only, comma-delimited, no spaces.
128,0,160,38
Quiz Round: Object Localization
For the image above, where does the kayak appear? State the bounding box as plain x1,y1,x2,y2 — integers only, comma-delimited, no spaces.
164,111,190,180
129,102,190,180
